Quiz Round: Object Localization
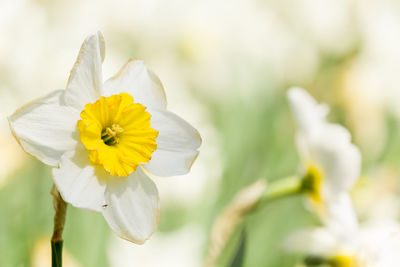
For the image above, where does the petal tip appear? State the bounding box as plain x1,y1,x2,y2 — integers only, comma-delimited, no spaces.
194,130,202,146
105,204,161,245
7,114,22,148
186,150,200,171
287,86,309,102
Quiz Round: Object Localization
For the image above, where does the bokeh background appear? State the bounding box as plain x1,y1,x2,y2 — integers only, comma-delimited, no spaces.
2,0,400,266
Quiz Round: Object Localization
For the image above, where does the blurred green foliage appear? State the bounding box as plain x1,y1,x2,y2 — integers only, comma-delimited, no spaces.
0,162,111,267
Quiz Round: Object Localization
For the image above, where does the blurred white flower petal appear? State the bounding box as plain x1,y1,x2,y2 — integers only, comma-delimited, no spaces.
109,226,204,267
288,87,360,231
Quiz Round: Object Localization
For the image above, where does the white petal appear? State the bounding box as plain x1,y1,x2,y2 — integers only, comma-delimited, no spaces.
52,146,107,212
97,31,106,63
323,193,359,239
103,59,167,109
64,32,104,110
287,87,329,136
296,124,352,166
311,126,361,193
145,109,201,176
102,168,160,244
357,223,400,267
9,90,80,166
283,227,340,256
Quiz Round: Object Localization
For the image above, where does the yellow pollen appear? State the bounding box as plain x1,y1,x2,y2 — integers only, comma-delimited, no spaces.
302,162,324,204
77,93,159,176
329,254,359,267
101,124,124,145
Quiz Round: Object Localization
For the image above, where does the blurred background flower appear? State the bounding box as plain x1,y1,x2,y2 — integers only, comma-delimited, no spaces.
2,0,400,266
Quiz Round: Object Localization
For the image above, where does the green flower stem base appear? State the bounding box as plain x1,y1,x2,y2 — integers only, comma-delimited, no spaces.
253,176,303,211
51,240,63,267
51,185,67,267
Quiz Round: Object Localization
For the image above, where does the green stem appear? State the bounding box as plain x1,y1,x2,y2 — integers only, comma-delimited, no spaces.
253,176,302,211
51,240,63,267
304,255,328,266
51,185,67,267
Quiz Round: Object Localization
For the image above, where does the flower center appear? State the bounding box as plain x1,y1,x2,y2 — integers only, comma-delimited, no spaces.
301,163,324,203
101,124,124,146
304,254,358,267
329,254,358,267
77,93,158,176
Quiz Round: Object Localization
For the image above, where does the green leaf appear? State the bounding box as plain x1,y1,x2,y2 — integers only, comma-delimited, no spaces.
229,229,246,267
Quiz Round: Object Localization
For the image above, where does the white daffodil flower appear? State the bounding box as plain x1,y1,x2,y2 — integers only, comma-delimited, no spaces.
8,32,201,244
287,87,361,232
284,216,400,267
283,197,360,267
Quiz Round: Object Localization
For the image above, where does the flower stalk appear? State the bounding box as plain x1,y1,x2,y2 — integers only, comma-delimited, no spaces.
253,175,302,211
51,185,67,267
304,255,327,266
205,176,303,266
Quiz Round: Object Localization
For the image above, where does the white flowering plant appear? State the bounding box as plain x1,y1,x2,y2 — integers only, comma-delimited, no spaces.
9,32,201,266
